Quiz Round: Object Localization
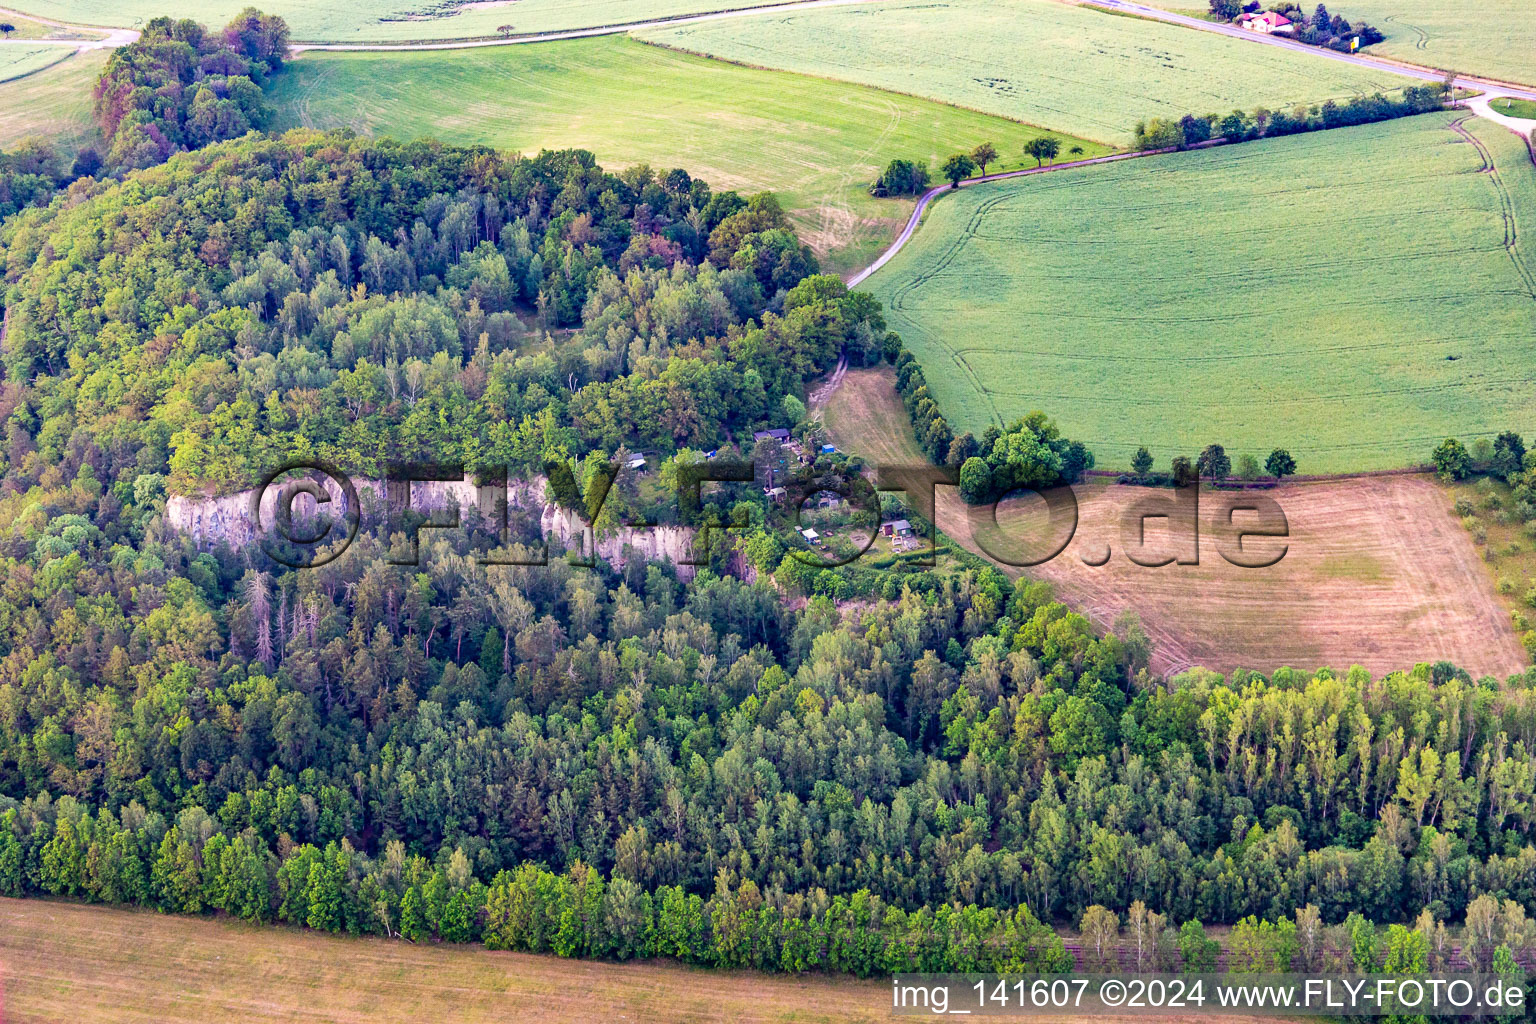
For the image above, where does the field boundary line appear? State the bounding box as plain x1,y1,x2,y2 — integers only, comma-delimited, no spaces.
1084,466,1436,483
630,37,1120,146
0,44,73,85
288,0,889,51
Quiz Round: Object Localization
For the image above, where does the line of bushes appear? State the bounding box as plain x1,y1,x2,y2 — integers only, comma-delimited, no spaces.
1134,82,1450,151
3,806,1072,976
17,804,1534,983
891,340,960,464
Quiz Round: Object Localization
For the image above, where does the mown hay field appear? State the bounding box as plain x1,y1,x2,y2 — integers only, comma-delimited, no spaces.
0,49,104,152
271,37,1107,275
0,897,1294,1024
0,44,71,83
821,367,1526,678
0,897,894,1024
861,112,1536,473
637,0,1406,145
4,0,785,42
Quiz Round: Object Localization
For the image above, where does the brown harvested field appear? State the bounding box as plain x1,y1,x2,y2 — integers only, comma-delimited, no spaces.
0,898,887,1024
0,898,1301,1024
821,367,1525,678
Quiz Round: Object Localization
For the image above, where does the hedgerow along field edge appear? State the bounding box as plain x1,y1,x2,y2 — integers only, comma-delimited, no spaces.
859,111,1536,474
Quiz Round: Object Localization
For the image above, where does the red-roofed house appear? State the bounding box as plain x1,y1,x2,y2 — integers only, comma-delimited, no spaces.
1238,10,1294,33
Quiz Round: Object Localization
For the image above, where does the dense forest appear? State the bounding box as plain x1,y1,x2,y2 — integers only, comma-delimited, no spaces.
95,8,291,169
0,129,857,497
1,9,1536,988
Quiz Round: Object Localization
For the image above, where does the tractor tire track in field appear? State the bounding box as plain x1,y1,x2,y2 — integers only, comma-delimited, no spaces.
1448,116,1536,299
812,92,901,263
841,146,1199,419
1383,14,1429,51
807,350,848,411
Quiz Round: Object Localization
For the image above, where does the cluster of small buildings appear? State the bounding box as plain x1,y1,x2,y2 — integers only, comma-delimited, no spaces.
755,430,839,502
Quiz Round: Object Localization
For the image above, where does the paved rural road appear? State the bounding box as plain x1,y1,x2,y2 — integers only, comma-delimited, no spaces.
1084,0,1536,103
1468,94,1536,137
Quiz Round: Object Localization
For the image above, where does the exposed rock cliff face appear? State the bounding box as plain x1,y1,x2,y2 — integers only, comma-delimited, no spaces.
165,473,697,577
541,503,698,572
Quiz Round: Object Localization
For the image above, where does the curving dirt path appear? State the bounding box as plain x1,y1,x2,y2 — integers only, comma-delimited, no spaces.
0,6,135,49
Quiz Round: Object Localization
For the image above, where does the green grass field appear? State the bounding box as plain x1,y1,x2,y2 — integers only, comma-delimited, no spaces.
1311,0,1534,87
271,37,1108,275
0,43,72,82
4,0,785,42
1490,97,1536,120
1139,0,1536,88
636,0,1406,145
861,112,1536,473
0,49,103,152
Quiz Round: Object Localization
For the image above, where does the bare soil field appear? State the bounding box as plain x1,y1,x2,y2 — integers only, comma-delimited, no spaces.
821,367,1525,678
0,899,1297,1024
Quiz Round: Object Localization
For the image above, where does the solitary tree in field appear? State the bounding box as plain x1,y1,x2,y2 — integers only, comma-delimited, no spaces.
497,23,514,36
1197,443,1231,485
1265,448,1296,480
1131,446,1153,479
971,142,997,178
941,153,976,188
0,23,14,37
1024,137,1060,167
